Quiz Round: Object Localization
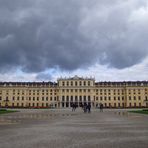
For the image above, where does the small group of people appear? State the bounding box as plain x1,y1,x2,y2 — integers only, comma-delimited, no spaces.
71,102,103,113
71,103,77,112
99,103,103,112
82,103,91,113
71,102,91,113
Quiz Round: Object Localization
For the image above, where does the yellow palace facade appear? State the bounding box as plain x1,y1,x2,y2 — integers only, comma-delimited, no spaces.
0,76,148,108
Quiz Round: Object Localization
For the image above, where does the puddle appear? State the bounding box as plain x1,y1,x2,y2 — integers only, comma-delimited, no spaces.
0,113,77,125
114,111,129,117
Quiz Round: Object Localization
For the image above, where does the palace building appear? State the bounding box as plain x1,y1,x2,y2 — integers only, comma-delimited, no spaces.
0,75,148,108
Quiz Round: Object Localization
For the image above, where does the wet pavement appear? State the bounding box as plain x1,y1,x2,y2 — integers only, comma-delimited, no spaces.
0,109,148,148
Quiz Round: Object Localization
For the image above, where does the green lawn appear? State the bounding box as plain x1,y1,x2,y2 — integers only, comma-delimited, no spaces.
129,109,148,115
0,109,18,115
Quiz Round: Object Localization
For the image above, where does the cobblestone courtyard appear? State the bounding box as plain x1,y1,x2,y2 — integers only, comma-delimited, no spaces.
0,109,148,148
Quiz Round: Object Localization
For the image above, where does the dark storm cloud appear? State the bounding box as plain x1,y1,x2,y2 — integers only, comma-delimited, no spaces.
0,0,148,73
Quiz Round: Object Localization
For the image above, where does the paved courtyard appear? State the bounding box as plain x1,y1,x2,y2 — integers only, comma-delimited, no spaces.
0,109,148,148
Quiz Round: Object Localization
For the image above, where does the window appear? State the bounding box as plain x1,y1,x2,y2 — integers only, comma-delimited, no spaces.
88,96,91,102
71,96,73,101
57,96,59,101
108,96,111,101
62,96,65,102
129,90,131,94
122,97,124,101
66,96,69,102
79,96,82,102
75,81,77,86
71,81,73,86
75,96,78,102
83,96,86,102
79,81,82,86
104,97,107,101
62,82,65,86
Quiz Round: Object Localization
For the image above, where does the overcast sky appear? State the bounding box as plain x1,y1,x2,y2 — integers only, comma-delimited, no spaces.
0,0,148,82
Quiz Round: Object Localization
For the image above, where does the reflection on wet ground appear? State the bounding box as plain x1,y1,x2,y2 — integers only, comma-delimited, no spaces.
0,112,78,125
0,109,145,125
0,109,148,148
114,111,129,117
114,110,145,119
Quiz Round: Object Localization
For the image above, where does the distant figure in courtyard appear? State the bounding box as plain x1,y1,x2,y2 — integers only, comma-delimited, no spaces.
83,103,87,113
87,103,91,113
81,103,84,110
100,103,103,112
72,103,76,112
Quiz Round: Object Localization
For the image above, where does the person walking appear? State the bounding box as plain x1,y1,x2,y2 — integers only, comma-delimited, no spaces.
83,103,87,113
87,103,91,113
100,103,103,112
72,103,75,112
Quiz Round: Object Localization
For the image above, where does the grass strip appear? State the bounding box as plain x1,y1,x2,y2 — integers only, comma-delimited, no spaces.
0,109,18,115
129,110,148,115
